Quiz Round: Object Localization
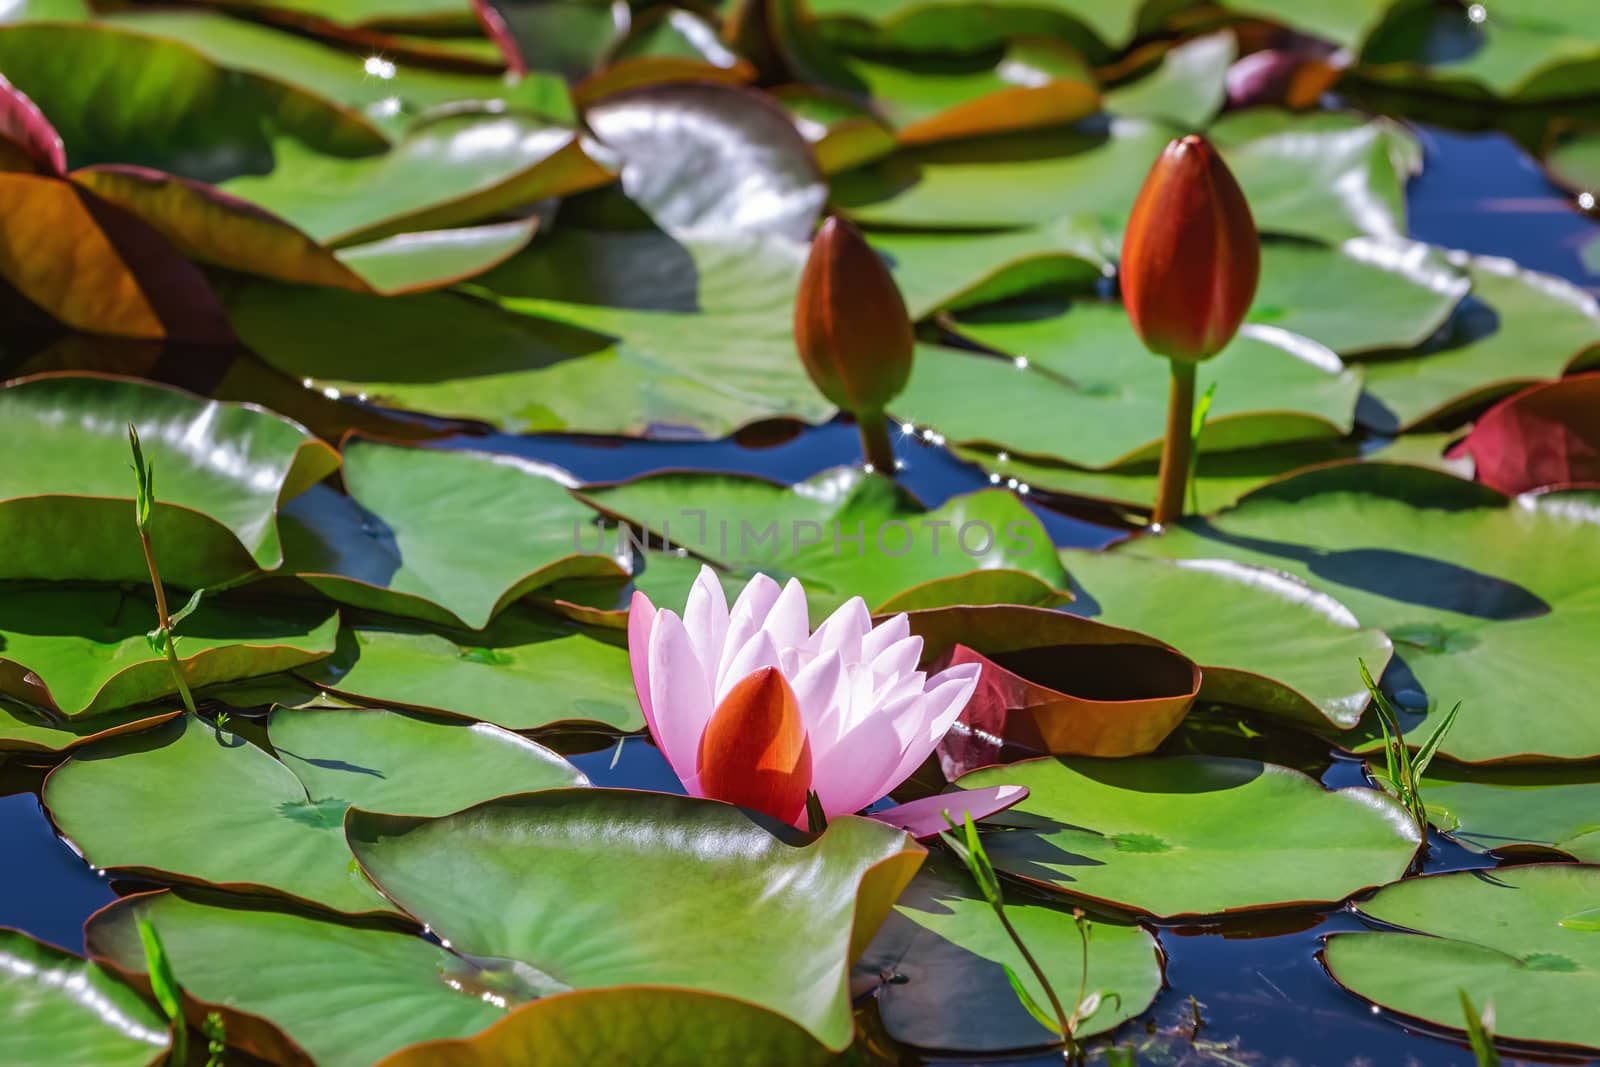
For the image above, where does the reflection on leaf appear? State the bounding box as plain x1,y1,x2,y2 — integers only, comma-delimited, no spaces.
278,795,351,829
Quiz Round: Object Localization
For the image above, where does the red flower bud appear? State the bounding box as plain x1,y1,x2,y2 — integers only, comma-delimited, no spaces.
794,216,915,416
697,666,812,825
1120,135,1260,363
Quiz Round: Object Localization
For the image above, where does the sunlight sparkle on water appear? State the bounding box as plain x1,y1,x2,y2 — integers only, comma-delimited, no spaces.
363,56,397,80
1466,3,1487,23
1580,192,1596,212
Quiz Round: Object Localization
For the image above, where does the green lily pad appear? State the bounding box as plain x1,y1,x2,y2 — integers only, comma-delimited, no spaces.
854,858,1162,1052
774,86,898,176
833,115,1174,231
1360,0,1600,103
1356,254,1600,432
0,21,386,180
480,0,628,82
86,891,509,1067
332,219,542,293
838,37,1100,145
206,0,478,30
957,755,1420,917
1105,31,1235,130
835,110,1415,243
801,0,1144,56
474,227,835,434
279,438,626,629
906,311,1360,469
371,986,843,1067
0,704,179,756
1248,237,1468,356
1062,551,1392,729
228,228,836,437
71,164,368,291
1325,865,1600,1052
44,709,586,916
0,589,338,716
221,112,608,246
85,891,842,1067
97,10,559,140
584,82,825,242
1218,0,1398,50
1120,462,1600,763
951,431,1470,514
580,466,1070,610
347,790,925,1050
271,704,590,812
73,165,541,294
1546,125,1600,195
0,0,89,20
298,609,642,732
0,927,169,1067
1422,764,1600,861
872,219,1111,318
1206,109,1418,244
0,375,339,588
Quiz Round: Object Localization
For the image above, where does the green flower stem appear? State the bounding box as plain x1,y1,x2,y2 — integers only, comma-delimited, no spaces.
995,903,1073,1047
1153,359,1198,526
137,530,200,720
130,425,201,720
857,410,897,474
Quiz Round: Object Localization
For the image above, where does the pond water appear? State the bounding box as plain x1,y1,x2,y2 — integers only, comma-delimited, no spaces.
2,124,1596,1066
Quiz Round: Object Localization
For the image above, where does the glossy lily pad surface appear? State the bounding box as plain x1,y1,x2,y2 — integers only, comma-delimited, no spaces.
1325,865,1600,1052
3,0,1600,1064
44,711,586,916
1122,463,1600,763
0,927,169,1067
346,791,924,1049
0,376,337,587
957,756,1420,917
855,857,1163,1052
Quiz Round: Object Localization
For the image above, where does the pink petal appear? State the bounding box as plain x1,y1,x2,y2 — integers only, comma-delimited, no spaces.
646,609,714,787
717,573,782,689
882,663,981,789
789,650,844,732
762,578,811,653
627,590,658,738
682,566,730,680
872,633,924,685
810,710,906,817
714,629,781,705
867,785,1030,839
807,597,871,660
860,613,910,661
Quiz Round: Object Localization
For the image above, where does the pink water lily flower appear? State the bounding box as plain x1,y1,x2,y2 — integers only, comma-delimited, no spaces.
628,567,1026,836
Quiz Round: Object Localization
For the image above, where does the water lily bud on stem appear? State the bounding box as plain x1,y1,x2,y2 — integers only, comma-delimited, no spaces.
795,216,914,472
1120,135,1260,525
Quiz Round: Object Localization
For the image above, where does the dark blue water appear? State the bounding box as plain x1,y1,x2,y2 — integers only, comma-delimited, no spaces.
1408,127,1599,291
3,125,1596,1064
0,770,114,952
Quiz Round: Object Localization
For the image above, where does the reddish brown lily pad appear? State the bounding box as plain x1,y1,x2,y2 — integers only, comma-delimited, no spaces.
903,605,1199,776
71,165,368,292
0,72,64,175
0,173,231,342
1450,372,1600,497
